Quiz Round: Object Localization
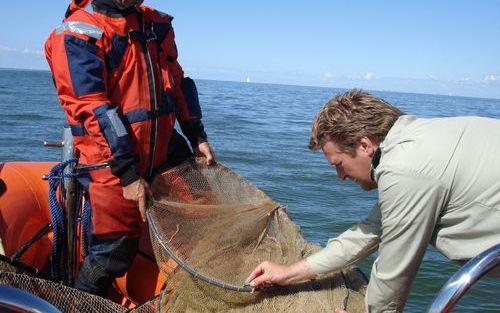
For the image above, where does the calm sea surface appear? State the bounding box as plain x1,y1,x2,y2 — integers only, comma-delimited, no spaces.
1,68,499,312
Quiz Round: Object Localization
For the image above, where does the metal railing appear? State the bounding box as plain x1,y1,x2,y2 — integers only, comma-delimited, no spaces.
428,243,500,313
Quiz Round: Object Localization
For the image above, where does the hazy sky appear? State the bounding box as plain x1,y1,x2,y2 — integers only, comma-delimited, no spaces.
1,1,499,98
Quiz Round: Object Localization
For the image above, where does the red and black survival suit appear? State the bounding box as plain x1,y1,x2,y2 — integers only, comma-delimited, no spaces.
45,0,208,294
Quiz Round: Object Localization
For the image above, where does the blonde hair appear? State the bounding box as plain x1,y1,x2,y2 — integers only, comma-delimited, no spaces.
309,89,404,154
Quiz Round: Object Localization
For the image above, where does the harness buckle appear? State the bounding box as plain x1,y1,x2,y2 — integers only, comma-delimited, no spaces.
126,31,157,43
146,31,157,42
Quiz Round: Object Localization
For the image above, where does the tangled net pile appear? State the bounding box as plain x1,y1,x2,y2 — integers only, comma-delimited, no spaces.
0,257,159,313
148,158,367,312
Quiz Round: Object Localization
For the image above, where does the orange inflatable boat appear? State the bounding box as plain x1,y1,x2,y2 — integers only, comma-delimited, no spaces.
0,161,165,308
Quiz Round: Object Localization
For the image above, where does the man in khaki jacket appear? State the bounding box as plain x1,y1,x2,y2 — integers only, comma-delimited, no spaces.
246,89,500,312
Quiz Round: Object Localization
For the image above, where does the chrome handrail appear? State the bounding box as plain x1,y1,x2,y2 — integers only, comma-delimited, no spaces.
428,243,500,313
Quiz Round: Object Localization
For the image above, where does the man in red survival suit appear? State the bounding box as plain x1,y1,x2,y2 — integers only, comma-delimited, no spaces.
45,0,216,296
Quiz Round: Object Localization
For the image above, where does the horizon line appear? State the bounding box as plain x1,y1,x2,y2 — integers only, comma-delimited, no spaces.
1,66,499,102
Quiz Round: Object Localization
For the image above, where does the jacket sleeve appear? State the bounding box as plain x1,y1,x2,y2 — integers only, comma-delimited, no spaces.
365,171,446,313
162,26,208,149
306,203,381,274
45,20,139,186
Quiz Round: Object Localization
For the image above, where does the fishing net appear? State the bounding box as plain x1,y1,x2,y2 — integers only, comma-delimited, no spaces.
0,158,367,312
148,158,367,312
0,257,160,313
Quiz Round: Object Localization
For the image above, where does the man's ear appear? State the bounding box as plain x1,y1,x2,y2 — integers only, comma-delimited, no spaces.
358,136,378,157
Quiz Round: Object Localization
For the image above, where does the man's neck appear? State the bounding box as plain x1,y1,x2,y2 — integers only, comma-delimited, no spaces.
370,147,382,182
92,0,139,16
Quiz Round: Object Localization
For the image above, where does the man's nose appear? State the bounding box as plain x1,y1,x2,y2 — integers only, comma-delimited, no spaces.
336,165,346,180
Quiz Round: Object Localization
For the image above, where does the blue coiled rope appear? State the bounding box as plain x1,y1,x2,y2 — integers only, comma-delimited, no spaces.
81,196,91,257
47,158,79,281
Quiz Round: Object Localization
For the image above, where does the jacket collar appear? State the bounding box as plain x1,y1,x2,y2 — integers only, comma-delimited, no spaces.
371,115,417,181
379,115,417,152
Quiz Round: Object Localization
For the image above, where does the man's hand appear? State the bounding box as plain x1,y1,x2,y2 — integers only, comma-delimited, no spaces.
122,178,153,222
245,261,290,289
245,260,316,289
195,142,216,165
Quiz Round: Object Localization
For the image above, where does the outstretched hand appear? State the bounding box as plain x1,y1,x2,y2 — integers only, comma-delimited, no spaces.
245,261,291,289
246,261,347,313
122,178,153,222
245,260,317,289
195,142,216,165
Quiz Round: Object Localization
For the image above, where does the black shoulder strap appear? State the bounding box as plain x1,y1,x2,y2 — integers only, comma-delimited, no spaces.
125,9,158,44
126,30,157,43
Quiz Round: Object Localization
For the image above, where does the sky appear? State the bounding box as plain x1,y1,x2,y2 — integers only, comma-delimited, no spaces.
1,0,500,99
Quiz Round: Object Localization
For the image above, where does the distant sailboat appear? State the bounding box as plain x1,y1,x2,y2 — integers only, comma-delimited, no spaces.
246,76,251,83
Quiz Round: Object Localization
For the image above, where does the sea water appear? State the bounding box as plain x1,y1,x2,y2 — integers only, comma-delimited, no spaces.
1,68,499,312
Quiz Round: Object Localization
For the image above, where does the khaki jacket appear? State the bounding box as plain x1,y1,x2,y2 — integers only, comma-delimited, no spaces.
307,115,500,312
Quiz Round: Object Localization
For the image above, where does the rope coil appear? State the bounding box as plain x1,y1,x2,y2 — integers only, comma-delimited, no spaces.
81,197,91,257
47,159,79,281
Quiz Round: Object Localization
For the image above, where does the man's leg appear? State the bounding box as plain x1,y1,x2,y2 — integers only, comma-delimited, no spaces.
75,171,142,296
75,236,139,296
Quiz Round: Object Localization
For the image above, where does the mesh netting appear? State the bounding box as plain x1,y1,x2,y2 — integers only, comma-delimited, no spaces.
0,259,160,313
148,158,367,312
0,158,367,312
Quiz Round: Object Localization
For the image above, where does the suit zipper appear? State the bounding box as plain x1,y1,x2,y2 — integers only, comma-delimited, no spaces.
138,13,158,178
